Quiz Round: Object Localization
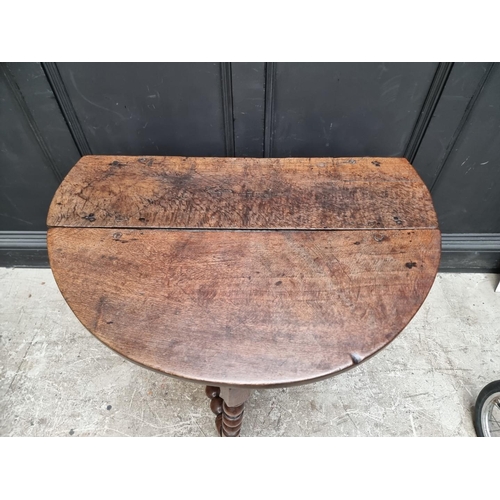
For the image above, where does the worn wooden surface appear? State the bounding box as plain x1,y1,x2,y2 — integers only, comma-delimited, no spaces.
47,227,441,387
47,156,438,230
47,156,441,390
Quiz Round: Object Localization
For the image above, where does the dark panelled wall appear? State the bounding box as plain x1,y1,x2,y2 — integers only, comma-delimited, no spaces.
1,62,499,270
268,63,438,157
55,63,229,157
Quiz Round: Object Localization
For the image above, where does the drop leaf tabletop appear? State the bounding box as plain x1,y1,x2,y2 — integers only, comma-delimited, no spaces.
47,156,440,437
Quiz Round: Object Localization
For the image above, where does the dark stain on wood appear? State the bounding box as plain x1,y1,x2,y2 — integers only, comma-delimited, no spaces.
47,156,438,230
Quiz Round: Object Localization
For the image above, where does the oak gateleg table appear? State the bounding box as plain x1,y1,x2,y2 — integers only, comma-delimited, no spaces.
47,156,440,436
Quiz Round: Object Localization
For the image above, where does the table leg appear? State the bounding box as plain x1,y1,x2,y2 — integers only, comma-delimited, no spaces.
205,386,252,437
205,386,224,435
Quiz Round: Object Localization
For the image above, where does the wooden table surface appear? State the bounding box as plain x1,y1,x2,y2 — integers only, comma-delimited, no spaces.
47,156,440,388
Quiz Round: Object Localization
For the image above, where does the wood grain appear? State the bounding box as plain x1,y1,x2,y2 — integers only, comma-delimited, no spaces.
47,227,441,387
47,156,438,230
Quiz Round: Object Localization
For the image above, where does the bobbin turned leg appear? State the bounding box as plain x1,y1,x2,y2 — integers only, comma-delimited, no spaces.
205,386,252,437
220,402,245,437
205,386,223,436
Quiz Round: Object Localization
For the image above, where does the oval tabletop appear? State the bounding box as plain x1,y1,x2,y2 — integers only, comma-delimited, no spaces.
47,156,441,388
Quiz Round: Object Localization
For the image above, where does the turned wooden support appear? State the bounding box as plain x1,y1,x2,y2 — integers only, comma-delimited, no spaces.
221,402,245,437
206,386,252,437
205,386,223,435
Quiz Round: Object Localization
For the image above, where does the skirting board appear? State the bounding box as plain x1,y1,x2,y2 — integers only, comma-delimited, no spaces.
1,231,500,272
0,232,49,268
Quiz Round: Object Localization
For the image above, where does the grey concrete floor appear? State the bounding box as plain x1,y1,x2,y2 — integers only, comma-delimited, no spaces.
1,268,499,437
